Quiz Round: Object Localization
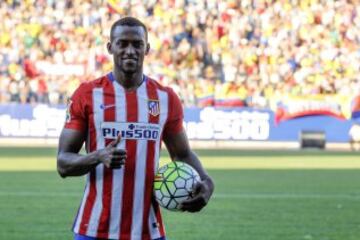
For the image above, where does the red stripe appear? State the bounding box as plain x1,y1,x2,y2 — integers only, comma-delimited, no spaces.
79,169,97,234
120,90,138,237
153,199,165,236
78,82,100,235
96,79,116,238
142,80,160,238
154,86,171,236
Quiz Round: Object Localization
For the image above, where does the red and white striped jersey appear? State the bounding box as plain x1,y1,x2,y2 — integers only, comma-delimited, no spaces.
64,72,183,240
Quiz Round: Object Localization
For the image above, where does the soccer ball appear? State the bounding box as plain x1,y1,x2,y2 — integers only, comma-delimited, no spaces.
154,161,200,211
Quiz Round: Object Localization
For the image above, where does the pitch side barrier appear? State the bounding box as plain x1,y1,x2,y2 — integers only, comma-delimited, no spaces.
0,104,354,149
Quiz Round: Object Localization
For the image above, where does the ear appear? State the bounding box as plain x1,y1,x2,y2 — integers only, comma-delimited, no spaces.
145,43,150,55
107,42,113,54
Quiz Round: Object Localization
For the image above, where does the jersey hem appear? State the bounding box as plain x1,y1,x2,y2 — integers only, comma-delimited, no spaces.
73,230,165,240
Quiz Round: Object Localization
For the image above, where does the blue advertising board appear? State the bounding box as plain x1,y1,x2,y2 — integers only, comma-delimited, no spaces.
183,107,353,142
0,105,354,142
0,104,65,138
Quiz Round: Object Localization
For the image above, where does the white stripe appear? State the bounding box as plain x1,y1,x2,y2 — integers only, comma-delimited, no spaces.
137,81,149,127
114,81,127,123
155,89,169,172
148,89,169,239
131,82,149,238
73,175,90,233
86,88,105,236
108,82,126,239
148,205,161,239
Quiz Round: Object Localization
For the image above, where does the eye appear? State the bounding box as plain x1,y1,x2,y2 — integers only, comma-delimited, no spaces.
117,40,128,48
132,41,143,48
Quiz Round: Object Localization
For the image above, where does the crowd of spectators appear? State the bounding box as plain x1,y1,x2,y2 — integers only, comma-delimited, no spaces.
1,0,360,108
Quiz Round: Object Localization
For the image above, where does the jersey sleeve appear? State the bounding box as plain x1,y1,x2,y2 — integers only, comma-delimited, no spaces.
64,83,87,131
163,88,184,136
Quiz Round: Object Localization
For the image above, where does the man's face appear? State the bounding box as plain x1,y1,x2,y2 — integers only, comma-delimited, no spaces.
107,25,149,74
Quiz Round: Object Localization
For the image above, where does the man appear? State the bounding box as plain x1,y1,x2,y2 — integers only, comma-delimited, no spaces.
57,16,214,240
349,122,360,151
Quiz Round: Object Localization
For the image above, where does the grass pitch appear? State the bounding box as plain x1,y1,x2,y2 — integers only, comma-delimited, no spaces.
0,147,360,240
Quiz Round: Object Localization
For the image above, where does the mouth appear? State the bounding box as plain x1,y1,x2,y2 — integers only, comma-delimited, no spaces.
122,58,137,61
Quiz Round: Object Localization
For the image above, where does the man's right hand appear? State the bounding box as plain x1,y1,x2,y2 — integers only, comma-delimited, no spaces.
97,135,127,169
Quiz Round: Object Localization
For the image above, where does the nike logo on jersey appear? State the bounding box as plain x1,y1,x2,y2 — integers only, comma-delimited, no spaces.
100,104,116,110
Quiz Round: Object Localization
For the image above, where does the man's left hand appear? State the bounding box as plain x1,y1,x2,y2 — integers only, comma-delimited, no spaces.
180,177,214,212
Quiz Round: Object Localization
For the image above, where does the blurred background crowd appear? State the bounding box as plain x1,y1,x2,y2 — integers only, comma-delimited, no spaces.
1,0,360,108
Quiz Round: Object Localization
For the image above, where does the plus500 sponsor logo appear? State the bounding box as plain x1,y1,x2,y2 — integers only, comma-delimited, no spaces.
184,108,270,140
101,123,160,141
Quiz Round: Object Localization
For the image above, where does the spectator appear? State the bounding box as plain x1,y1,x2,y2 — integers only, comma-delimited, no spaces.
0,0,359,109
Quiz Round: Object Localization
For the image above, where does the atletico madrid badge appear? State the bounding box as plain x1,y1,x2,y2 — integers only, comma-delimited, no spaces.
148,100,160,117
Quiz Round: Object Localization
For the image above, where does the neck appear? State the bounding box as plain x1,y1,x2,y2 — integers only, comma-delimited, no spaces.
113,68,144,90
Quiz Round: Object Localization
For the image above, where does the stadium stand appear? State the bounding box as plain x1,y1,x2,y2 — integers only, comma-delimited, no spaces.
0,0,359,109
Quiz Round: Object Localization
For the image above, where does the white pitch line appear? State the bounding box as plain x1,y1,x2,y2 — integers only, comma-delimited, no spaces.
214,193,360,200
0,191,359,200
0,191,80,197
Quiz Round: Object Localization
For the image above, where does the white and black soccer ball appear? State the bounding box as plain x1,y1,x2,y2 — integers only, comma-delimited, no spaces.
154,161,200,211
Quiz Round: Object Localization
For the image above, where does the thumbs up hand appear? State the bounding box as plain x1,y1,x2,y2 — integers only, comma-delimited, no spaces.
98,134,127,169
108,133,122,148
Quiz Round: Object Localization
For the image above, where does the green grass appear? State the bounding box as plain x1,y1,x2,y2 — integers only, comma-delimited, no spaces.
0,148,360,239
2,148,360,170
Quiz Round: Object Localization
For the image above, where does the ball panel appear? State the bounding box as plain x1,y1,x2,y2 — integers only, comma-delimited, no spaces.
160,183,171,198
153,180,162,190
166,171,178,182
161,196,171,208
173,188,188,197
174,195,189,204
185,178,195,190
165,181,177,195
178,169,191,179
163,168,176,179
174,178,186,188
179,167,193,177
167,199,179,211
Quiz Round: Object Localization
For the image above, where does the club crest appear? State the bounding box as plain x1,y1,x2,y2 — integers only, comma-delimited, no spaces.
148,99,160,117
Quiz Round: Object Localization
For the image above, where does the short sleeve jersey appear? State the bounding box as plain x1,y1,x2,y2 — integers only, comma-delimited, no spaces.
65,73,183,240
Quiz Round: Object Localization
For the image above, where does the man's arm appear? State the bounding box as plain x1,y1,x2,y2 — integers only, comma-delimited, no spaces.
163,130,214,212
57,128,126,178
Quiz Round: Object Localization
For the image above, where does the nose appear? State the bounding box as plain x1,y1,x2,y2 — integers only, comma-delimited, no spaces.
125,44,136,55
